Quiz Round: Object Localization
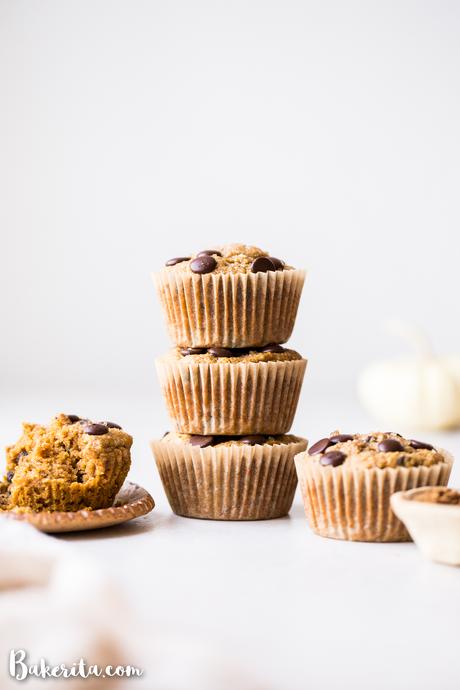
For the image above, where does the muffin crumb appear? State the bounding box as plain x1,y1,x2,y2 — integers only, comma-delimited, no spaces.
0,414,132,512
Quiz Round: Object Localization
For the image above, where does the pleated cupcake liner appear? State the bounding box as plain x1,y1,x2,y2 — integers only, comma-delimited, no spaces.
151,436,307,520
156,356,307,435
153,268,306,348
294,450,453,542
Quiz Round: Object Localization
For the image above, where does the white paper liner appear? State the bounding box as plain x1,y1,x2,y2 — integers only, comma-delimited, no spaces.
154,268,306,348
295,450,453,542
151,436,307,520
156,356,307,435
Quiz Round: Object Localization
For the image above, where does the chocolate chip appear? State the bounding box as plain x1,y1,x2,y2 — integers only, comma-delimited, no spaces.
101,422,122,429
6,471,14,482
196,250,222,257
165,257,190,267
250,257,276,273
16,450,28,460
180,347,207,356
189,435,214,448
320,451,346,467
67,415,80,423
397,456,406,466
190,255,217,274
240,435,267,446
378,439,403,453
260,344,286,353
268,257,285,270
207,347,236,358
82,423,109,436
330,434,354,444
409,439,434,451
308,438,333,455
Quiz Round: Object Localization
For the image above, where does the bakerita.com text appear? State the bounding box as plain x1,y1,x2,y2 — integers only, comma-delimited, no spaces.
9,649,144,681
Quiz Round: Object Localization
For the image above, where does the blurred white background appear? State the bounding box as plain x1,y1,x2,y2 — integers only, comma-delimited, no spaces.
1,0,459,404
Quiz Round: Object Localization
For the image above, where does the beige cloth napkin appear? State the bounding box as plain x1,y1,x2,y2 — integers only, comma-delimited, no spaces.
0,517,266,690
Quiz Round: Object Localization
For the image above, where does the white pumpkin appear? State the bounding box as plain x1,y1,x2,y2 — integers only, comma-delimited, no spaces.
357,322,460,431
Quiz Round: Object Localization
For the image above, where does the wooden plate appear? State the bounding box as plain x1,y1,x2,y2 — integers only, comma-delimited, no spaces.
6,482,155,533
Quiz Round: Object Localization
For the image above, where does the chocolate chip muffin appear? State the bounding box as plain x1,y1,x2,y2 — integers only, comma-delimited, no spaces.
151,432,307,520
0,414,132,512
294,431,453,542
156,345,307,435
154,243,306,348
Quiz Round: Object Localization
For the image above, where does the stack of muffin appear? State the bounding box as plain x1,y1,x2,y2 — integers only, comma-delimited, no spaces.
151,244,308,520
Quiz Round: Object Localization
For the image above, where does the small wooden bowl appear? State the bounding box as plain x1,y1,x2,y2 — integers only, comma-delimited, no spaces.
5,481,155,533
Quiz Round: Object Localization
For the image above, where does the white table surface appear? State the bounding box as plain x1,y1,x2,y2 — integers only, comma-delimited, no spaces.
1,387,459,690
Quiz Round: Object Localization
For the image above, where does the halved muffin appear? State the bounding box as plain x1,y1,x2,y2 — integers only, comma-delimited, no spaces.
1,414,132,512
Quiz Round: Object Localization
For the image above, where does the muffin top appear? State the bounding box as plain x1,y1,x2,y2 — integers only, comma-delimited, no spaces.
163,244,294,275
162,432,303,448
169,345,303,364
307,431,445,469
4,414,132,481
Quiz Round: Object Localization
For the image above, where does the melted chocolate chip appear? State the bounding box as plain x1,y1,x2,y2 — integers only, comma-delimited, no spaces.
190,255,217,274
189,435,214,448
165,257,191,267
320,451,346,467
101,422,122,429
409,439,434,451
250,257,276,273
378,439,403,453
197,250,223,257
330,434,354,444
308,438,333,455
260,344,286,353
207,347,236,358
397,456,406,466
82,423,109,436
67,415,80,423
240,435,267,446
268,257,285,270
6,471,14,482
180,347,207,356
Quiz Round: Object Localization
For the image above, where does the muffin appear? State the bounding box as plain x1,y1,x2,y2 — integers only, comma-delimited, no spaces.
151,432,307,520
156,344,307,435
295,431,453,542
153,243,306,348
0,414,132,512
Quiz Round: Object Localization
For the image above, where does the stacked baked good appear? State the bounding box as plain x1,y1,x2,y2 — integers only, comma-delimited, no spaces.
151,243,308,520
